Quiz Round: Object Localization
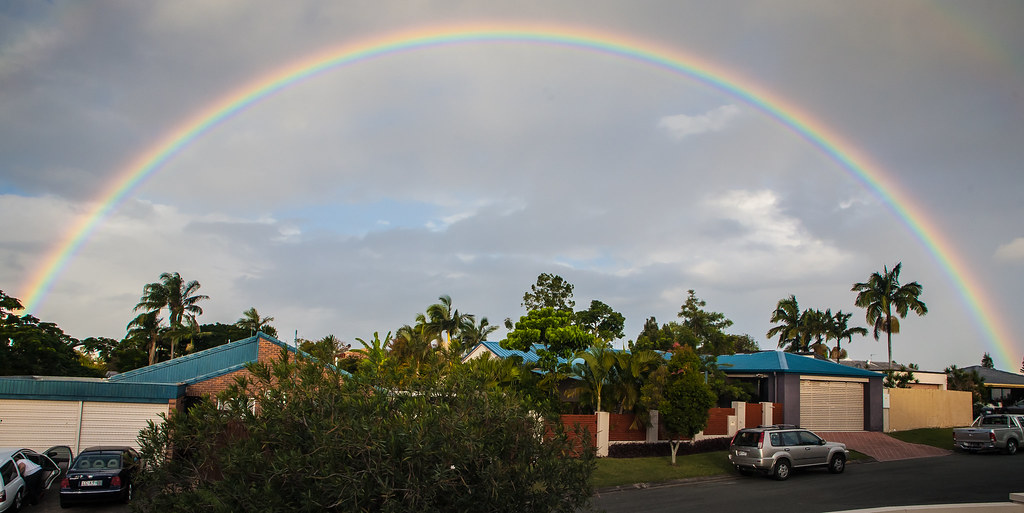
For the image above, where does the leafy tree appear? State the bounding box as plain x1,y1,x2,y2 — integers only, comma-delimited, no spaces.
521,273,575,312
0,291,99,377
134,351,595,512
852,262,928,366
459,316,498,348
630,317,698,352
194,323,250,351
677,290,733,355
570,342,618,412
981,352,995,369
659,345,716,465
425,295,469,352
353,331,391,379
611,348,664,425
299,334,350,365
946,365,986,405
728,334,760,354
126,311,163,365
235,307,277,338
884,363,920,388
574,300,625,341
81,336,148,374
1019,357,1024,374
133,272,209,360
502,307,594,370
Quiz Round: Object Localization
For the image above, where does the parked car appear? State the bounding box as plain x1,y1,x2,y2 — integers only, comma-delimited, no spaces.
998,399,1024,414
60,446,140,508
0,446,71,511
953,414,1024,455
728,425,849,481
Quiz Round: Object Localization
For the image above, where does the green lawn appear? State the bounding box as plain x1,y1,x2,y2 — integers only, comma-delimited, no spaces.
886,427,954,450
592,451,735,488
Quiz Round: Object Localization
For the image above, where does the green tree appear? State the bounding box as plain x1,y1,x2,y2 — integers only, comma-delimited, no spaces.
981,352,995,369
126,310,163,365
353,331,391,378
299,334,349,365
677,290,733,355
659,345,716,465
827,311,867,362
425,295,469,352
767,295,802,350
946,365,986,405
630,317,698,352
574,300,625,341
459,316,497,348
852,262,928,366
133,351,595,512
502,307,595,370
0,291,98,377
235,307,277,338
570,342,618,412
133,272,209,360
521,273,575,312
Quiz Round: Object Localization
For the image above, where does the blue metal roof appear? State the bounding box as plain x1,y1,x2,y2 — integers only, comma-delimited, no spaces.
0,376,184,403
109,332,292,385
469,341,571,366
717,351,883,378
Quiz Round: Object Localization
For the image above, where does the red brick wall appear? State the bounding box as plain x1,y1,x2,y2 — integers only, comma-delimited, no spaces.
551,414,598,456
745,403,762,428
704,407,735,435
186,338,289,398
608,413,646,442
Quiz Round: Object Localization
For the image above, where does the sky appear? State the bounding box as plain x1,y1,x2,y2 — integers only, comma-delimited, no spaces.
1,1,1022,372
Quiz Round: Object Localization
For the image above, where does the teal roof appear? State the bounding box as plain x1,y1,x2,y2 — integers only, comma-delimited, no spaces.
717,351,883,378
109,332,293,385
468,341,571,366
0,376,184,404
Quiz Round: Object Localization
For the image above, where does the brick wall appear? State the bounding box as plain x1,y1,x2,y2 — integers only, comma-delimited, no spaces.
186,338,289,398
608,413,646,442
745,403,762,428
772,402,784,424
704,407,735,435
557,414,598,455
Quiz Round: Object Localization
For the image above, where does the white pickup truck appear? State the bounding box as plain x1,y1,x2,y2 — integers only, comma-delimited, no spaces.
953,414,1024,455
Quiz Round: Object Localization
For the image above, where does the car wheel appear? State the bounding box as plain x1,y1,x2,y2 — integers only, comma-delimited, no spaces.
1006,439,1018,456
12,489,24,512
773,459,792,481
828,454,846,474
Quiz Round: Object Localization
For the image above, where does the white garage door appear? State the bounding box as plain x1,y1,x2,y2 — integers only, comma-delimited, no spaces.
0,399,80,451
0,399,168,453
800,380,864,431
79,402,168,451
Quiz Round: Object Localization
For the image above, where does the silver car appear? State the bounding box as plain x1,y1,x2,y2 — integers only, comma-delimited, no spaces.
728,425,849,481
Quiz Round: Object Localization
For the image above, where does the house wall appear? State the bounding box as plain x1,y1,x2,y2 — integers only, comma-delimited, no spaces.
885,388,972,432
866,378,884,431
186,338,289,397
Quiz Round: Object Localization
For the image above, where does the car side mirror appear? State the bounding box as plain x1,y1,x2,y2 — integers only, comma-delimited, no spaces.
819,440,827,445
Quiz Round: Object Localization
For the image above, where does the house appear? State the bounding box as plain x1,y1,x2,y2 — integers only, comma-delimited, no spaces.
961,365,1024,406
840,360,948,390
0,332,302,453
710,351,884,431
462,340,571,366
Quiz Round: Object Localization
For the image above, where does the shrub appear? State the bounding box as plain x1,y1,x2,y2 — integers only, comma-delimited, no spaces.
134,349,595,512
607,437,731,458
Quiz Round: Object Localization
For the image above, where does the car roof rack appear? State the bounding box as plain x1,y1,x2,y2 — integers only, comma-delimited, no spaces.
756,424,800,430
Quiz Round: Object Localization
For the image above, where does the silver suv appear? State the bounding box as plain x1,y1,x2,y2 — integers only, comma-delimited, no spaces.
728,425,848,480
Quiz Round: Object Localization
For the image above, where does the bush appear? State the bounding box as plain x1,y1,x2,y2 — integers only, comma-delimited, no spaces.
607,437,731,458
134,350,595,512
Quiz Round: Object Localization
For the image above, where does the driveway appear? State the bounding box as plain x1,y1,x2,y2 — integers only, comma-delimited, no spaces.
25,482,129,513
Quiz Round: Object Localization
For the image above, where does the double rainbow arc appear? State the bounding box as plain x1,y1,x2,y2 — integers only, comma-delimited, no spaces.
19,24,1016,366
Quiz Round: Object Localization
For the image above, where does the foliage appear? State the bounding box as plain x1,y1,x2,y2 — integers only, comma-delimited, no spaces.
133,351,595,513
81,336,148,374
981,352,995,369
658,345,716,465
574,300,625,341
235,307,277,338
630,317,698,352
677,290,733,355
605,438,731,459
133,272,209,363
884,363,920,388
946,364,986,404
194,323,251,351
0,290,100,377
851,262,928,366
502,307,595,369
298,334,350,365
353,331,391,379
521,272,575,312
569,342,618,412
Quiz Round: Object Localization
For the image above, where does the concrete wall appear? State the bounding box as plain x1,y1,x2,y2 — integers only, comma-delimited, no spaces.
885,388,973,432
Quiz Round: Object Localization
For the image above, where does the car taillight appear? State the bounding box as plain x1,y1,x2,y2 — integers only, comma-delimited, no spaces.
758,431,765,449
111,476,121,487
61,478,70,489
990,432,997,443
1,489,6,502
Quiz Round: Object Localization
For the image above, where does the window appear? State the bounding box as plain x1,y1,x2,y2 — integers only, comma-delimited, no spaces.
1,460,16,486
780,431,800,446
797,431,822,446
770,433,782,446
733,432,760,447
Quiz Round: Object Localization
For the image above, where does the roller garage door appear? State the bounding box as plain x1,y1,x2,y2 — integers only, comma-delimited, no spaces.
0,399,167,453
800,379,864,431
79,401,168,450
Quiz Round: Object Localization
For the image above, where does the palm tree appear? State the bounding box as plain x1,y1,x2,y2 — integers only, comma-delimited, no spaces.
460,316,498,348
425,295,468,351
353,331,391,377
852,262,928,366
767,295,801,350
236,307,277,337
126,310,163,365
611,349,663,425
571,342,618,412
827,311,868,362
134,271,209,333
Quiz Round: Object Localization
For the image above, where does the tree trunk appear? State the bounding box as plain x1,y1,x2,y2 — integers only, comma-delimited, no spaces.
670,439,681,465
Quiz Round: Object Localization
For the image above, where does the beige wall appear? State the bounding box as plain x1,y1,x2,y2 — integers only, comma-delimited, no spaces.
886,388,973,432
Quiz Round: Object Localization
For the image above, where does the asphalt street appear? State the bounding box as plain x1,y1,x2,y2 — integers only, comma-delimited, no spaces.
590,452,1024,513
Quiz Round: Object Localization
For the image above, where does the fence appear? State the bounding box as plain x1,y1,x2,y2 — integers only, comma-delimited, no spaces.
884,388,973,432
559,401,782,456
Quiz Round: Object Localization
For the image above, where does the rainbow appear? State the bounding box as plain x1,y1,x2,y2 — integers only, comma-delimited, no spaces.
18,23,1018,367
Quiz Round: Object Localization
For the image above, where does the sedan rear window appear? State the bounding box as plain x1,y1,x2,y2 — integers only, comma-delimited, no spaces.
73,453,122,470
1,460,16,485
733,431,760,447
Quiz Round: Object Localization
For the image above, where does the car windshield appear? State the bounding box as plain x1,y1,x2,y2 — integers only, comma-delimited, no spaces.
72,453,122,470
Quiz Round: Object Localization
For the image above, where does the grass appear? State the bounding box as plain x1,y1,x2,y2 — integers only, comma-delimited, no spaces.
887,427,954,450
592,451,734,488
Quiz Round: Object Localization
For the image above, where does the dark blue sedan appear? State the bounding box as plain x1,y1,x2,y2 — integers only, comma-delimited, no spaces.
59,447,139,508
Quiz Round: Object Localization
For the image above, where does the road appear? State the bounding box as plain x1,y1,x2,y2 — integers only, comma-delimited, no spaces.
590,452,1024,513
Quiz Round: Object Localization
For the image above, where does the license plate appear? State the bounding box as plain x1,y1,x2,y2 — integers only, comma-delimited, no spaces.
735,451,747,456
81,480,102,487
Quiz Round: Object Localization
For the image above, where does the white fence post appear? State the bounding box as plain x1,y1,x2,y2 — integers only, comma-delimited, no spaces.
596,411,610,457
731,401,746,430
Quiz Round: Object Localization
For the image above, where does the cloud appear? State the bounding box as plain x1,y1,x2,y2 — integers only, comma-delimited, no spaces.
658,104,742,140
995,238,1024,263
